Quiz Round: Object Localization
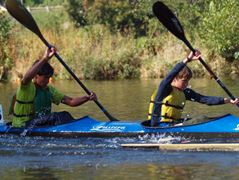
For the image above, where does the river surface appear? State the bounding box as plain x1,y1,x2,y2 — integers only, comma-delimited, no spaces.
1,79,239,179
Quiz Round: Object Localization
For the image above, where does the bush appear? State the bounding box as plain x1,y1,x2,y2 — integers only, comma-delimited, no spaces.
0,12,13,81
199,0,239,60
0,13,11,42
67,0,154,37
82,54,141,80
66,0,88,27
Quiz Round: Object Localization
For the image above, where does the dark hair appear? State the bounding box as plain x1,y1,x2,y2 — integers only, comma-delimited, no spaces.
33,60,54,76
176,66,192,80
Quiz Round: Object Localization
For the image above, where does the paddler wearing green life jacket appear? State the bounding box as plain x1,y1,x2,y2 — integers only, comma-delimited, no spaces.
9,47,97,128
148,50,239,127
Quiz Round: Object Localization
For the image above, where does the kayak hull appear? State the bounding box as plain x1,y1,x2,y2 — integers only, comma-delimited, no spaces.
1,114,239,138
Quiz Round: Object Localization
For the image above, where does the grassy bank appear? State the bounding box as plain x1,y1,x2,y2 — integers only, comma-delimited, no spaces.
1,2,239,82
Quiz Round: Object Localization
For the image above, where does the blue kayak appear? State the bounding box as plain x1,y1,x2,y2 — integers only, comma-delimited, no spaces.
0,114,239,138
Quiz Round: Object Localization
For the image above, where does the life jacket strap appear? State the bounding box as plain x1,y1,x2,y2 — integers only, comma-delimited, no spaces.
148,113,183,123
16,99,34,104
13,113,34,118
150,100,183,109
161,113,185,123
148,113,175,120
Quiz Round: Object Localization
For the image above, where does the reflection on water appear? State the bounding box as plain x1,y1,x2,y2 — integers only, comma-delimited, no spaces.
1,79,239,179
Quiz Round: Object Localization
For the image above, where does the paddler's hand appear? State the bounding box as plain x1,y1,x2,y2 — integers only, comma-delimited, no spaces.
224,98,239,105
42,46,56,61
87,92,97,101
183,49,201,64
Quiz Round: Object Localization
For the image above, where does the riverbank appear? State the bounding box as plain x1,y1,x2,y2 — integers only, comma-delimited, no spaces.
4,23,239,82
0,0,238,82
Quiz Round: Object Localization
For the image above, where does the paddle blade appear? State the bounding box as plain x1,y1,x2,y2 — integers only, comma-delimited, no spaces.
5,0,47,44
152,1,186,41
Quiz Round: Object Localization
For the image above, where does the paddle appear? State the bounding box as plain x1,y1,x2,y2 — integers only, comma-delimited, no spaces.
152,1,238,102
5,0,119,121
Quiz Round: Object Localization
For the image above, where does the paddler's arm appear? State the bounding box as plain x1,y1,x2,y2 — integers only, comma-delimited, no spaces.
61,92,97,107
184,89,239,105
184,88,225,105
22,47,56,85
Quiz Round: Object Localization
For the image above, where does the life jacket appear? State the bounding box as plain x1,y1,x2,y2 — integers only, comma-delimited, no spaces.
9,83,52,127
148,87,186,123
148,89,157,120
9,93,35,118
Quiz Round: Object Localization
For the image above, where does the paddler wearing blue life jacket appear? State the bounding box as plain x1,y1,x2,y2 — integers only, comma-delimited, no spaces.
148,50,239,127
9,47,97,128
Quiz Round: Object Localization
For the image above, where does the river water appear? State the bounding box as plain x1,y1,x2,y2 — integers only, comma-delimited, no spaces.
1,79,239,179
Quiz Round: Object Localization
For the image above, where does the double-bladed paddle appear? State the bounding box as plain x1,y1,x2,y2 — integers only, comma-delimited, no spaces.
152,1,238,103
6,0,119,121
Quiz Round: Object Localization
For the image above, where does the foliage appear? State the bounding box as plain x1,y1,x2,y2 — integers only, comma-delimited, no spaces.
77,25,142,80
0,12,13,80
0,13,11,42
32,10,68,34
88,0,152,36
199,0,239,60
82,53,141,80
24,0,66,6
67,0,154,37
2,0,239,80
66,0,87,26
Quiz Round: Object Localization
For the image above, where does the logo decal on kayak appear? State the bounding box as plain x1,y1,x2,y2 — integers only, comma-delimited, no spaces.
234,124,239,131
91,125,126,132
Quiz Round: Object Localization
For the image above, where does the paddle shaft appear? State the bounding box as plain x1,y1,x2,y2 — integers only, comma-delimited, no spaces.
183,38,237,100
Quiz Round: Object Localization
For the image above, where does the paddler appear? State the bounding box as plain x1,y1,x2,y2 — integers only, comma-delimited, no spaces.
9,47,97,128
148,50,239,127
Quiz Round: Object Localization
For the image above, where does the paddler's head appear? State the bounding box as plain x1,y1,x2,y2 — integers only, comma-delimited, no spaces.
171,66,192,91
33,60,54,88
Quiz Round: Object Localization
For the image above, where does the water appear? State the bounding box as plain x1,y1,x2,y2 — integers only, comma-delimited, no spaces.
1,79,239,179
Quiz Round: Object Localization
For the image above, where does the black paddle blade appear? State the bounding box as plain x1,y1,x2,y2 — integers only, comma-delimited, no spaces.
5,0,47,45
152,1,186,41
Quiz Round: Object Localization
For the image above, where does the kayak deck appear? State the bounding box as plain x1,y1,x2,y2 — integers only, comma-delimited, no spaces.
1,114,239,138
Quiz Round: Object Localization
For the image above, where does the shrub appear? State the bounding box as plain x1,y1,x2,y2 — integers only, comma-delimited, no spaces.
0,12,13,81
199,0,239,61
67,0,154,37
66,0,88,27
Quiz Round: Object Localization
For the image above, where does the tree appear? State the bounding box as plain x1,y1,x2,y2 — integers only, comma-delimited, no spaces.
199,0,239,60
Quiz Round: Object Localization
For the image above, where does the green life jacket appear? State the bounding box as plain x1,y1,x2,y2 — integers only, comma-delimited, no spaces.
9,83,52,127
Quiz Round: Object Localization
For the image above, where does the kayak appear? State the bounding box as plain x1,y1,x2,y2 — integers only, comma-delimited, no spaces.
1,114,239,138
